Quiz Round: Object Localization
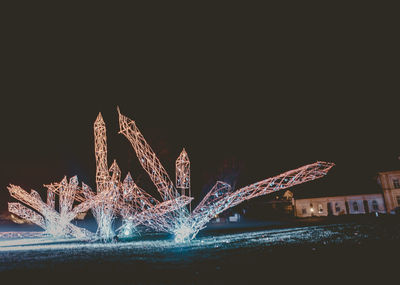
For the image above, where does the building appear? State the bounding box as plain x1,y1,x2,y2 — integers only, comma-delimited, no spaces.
377,170,400,214
294,194,385,217
294,170,400,218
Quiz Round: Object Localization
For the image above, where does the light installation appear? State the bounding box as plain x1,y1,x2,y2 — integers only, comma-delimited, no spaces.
92,113,192,239
181,161,334,241
6,108,334,243
7,112,191,241
117,109,334,242
118,108,191,234
176,148,191,212
7,177,94,240
92,113,118,240
88,113,191,240
117,171,193,236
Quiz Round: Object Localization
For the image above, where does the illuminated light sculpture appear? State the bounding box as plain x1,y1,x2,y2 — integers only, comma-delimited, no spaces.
118,108,191,233
123,195,193,232
7,183,94,239
93,112,189,238
118,107,179,201
45,178,86,203
92,113,118,240
47,187,56,209
59,176,78,225
117,109,333,242
176,148,191,212
117,172,194,235
8,203,46,229
42,114,119,240
175,161,335,242
6,108,334,244
119,172,154,237
46,112,191,239
94,113,110,194
95,160,121,240
45,176,93,224
45,177,118,230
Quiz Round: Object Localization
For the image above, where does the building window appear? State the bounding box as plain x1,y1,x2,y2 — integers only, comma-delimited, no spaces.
353,201,359,212
397,196,400,206
318,204,323,214
335,203,340,212
394,179,400,189
372,200,379,211
302,208,307,215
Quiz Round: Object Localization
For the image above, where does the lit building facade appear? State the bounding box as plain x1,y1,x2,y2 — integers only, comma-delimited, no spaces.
294,194,385,217
377,170,400,214
294,170,400,217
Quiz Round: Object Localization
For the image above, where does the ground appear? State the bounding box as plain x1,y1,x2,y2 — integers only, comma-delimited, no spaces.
1,217,399,284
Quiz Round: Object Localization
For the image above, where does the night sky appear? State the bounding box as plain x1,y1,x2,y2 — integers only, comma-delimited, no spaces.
1,3,399,213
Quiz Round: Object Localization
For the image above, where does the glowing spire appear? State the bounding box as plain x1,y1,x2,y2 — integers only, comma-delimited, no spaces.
94,112,109,194
176,148,191,212
109,159,121,182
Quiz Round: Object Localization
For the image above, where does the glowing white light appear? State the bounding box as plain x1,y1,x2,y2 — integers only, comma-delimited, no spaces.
174,225,193,243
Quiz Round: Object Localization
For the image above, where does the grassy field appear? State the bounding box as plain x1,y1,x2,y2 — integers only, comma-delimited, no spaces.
1,216,399,284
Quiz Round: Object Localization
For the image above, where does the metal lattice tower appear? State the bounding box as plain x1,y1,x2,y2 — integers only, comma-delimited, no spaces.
118,108,179,201
176,148,191,212
94,113,109,194
93,113,117,240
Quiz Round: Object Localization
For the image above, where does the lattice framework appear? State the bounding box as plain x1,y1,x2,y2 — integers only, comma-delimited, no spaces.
176,148,190,204
118,108,179,201
181,161,335,240
7,183,93,239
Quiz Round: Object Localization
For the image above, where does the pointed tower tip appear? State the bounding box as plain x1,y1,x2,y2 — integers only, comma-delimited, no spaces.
95,112,105,124
117,106,121,115
61,176,68,184
180,148,188,157
109,159,120,171
69,175,78,185
124,172,133,183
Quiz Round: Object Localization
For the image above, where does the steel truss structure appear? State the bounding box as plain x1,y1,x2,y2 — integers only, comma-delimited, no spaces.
6,108,334,243
7,178,94,240
176,148,191,212
117,109,334,242
94,112,192,238
118,108,179,202
183,161,335,240
118,108,191,233
92,113,116,240
7,112,192,241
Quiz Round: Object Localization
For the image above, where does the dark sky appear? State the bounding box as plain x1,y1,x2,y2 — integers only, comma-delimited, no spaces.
1,3,399,212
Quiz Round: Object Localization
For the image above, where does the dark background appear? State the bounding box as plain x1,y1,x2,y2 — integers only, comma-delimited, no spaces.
0,3,399,213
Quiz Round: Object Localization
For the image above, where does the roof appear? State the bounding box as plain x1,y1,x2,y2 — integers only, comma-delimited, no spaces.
295,192,383,202
377,169,400,175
